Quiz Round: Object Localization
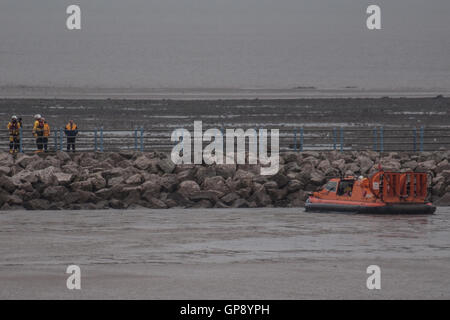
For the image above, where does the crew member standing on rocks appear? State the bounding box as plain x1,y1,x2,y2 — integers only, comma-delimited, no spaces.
32,117,50,152
64,119,78,152
7,115,21,154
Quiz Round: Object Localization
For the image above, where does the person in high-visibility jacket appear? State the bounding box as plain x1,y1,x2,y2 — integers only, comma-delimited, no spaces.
33,114,41,128
32,117,50,152
64,119,78,152
7,115,21,154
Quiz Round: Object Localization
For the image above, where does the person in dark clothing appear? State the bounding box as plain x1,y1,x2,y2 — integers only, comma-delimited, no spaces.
64,119,78,152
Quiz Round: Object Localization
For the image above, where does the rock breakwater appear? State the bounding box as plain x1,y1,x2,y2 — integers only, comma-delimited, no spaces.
0,150,449,210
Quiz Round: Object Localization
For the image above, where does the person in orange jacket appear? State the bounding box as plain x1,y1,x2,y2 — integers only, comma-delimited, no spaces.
7,115,21,154
32,117,50,152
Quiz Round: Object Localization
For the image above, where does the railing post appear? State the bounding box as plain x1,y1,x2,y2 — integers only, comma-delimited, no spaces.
59,127,63,151
134,128,138,151
333,127,337,150
294,129,297,152
19,127,23,153
413,127,417,152
94,128,98,152
300,127,304,152
100,127,104,152
420,126,424,152
380,126,384,152
373,127,377,151
53,129,58,151
140,127,144,152
340,127,344,152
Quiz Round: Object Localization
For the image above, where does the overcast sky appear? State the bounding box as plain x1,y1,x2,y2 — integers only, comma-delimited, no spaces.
1,0,449,90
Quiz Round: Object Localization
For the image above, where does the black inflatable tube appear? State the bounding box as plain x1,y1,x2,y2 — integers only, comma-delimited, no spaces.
305,201,436,215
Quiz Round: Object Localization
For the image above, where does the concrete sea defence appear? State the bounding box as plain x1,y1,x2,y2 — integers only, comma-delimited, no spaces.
0,151,449,210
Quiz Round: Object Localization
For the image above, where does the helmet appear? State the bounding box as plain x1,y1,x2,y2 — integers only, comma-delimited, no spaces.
11,115,18,120
34,114,41,120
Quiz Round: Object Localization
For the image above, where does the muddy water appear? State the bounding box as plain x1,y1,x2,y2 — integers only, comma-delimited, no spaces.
0,207,449,299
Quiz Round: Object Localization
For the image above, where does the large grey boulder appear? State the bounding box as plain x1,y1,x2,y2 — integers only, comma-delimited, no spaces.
331,159,346,172
157,158,176,174
358,156,374,174
56,151,71,163
220,192,240,205
0,152,14,167
0,176,17,192
287,179,303,193
190,191,220,204
416,160,436,172
178,180,201,197
176,168,196,182
403,160,418,171
248,186,272,207
18,181,34,192
95,188,113,200
5,194,23,206
24,199,50,210
88,173,107,190
167,192,194,207
231,198,250,208
42,186,68,202
284,161,301,173
271,173,289,188
141,180,161,194
310,171,325,185
441,170,450,180
16,154,37,168
54,172,74,186
134,155,153,170
317,159,331,173
70,180,93,192
125,174,143,185
234,169,254,180
160,174,178,192
435,193,450,206
36,166,59,186
123,186,142,205
380,159,401,172
215,164,236,179
145,197,168,209
0,166,11,176
267,187,288,202
435,160,450,174
195,166,217,184
202,176,229,196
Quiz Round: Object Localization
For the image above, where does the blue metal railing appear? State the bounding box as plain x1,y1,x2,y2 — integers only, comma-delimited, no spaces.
2,126,449,153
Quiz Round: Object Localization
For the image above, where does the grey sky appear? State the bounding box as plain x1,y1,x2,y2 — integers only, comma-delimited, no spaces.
1,0,449,90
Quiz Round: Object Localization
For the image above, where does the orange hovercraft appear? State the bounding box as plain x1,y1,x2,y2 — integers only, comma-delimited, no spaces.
305,169,436,214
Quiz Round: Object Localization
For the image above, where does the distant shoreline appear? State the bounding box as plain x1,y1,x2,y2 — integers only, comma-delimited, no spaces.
0,87,448,100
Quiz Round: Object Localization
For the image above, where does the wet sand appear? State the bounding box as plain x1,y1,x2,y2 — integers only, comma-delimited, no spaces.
0,97,449,130
0,208,449,299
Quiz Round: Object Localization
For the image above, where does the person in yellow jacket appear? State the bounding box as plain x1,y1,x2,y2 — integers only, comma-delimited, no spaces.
7,115,21,154
64,119,78,152
32,117,50,152
33,114,41,128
